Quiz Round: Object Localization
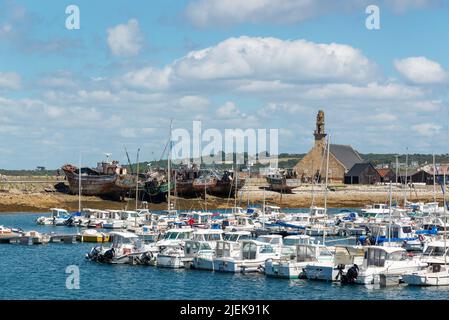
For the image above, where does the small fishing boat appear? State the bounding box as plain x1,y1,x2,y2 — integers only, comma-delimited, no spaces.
86,231,153,265
402,264,449,286
342,246,427,285
0,225,22,242
213,239,280,273
36,208,72,226
304,245,365,282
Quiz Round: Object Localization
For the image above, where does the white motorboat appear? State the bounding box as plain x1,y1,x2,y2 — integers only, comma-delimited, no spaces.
265,242,334,279
402,264,449,286
102,210,125,229
156,245,187,268
36,208,72,226
155,228,194,250
184,240,216,270
304,245,365,282
350,246,427,285
361,203,390,217
213,239,280,273
223,215,256,232
188,229,224,270
86,231,153,265
0,225,22,240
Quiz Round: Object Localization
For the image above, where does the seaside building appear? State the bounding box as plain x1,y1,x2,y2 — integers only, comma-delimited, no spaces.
294,110,363,184
344,162,381,184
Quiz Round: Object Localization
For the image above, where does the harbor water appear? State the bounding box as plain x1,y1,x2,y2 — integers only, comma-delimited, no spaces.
1,210,448,300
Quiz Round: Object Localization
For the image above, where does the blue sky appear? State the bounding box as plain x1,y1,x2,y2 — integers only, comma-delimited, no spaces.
0,0,449,169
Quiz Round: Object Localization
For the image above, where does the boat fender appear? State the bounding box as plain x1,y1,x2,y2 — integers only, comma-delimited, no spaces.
418,234,425,242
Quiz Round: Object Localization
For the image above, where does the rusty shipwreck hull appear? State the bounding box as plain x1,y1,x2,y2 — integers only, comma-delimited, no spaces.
208,178,246,196
62,165,119,196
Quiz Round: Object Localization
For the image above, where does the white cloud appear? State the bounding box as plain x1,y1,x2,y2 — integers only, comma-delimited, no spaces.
172,36,379,84
120,67,171,90
185,0,440,27
107,19,143,57
178,95,210,109
412,123,441,136
216,101,242,119
394,57,447,84
0,72,21,90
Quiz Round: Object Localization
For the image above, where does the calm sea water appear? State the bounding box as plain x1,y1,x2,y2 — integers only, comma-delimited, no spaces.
0,209,448,300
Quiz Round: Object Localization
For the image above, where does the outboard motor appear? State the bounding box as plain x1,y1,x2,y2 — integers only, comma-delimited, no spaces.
102,248,115,262
341,264,359,285
86,246,101,261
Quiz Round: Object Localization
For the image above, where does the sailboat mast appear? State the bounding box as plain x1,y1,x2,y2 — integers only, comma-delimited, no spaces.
135,148,140,212
388,181,392,244
404,150,408,207
444,172,447,266
234,164,238,209
433,154,437,203
78,155,81,213
167,120,172,211
323,135,330,245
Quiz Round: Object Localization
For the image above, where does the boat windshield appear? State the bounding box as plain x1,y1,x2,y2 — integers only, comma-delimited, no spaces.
164,231,192,240
423,246,448,257
283,238,299,246
204,234,222,241
256,237,281,245
224,234,250,242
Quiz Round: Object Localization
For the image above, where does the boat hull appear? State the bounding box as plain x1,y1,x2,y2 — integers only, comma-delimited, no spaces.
62,167,119,196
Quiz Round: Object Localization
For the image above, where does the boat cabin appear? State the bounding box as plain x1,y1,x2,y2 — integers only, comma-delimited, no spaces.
50,208,69,218
295,244,334,263
241,240,279,260
255,234,283,247
223,231,252,242
110,231,140,248
192,229,223,242
283,235,314,247
363,246,408,268
162,228,193,241
184,240,214,257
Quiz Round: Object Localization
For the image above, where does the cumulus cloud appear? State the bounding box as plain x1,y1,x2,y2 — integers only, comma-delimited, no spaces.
172,37,378,84
107,19,144,57
394,56,447,84
185,0,441,27
120,67,171,90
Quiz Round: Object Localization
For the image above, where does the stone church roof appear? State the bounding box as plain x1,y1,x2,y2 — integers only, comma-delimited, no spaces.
328,144,363,170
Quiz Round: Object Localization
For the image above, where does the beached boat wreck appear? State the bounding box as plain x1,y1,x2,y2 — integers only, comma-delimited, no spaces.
61,160,130,198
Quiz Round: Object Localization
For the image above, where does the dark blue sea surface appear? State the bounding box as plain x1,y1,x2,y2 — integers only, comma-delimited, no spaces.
0,210,448,300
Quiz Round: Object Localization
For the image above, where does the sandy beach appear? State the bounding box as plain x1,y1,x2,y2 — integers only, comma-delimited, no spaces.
0,176,446,213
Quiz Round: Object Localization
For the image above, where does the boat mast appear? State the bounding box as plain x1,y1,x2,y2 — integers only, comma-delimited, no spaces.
167,120,172,212
323,134,330,245
234,164,238,209
433,154,437,203
444,172,447,266
135,148,140,212
388,181,392,245
404,150,408,208
78,155,82,213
